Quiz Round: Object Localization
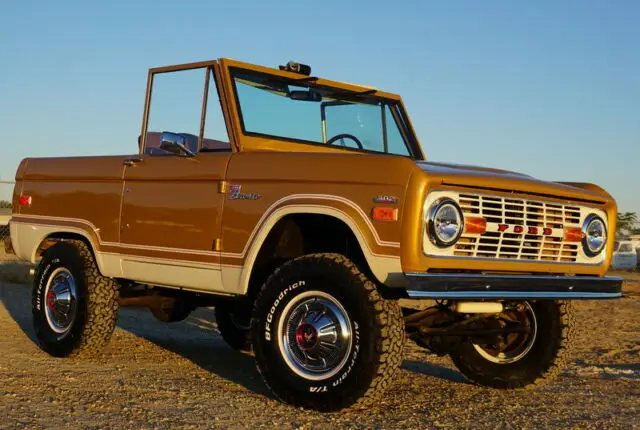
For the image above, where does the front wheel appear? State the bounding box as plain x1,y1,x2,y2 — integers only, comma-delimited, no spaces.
251,253,405,412
449,300,575,389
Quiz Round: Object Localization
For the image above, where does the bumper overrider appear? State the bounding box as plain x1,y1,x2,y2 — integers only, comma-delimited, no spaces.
405,273,623,300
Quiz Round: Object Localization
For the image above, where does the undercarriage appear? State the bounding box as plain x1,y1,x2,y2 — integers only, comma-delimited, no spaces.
402,300,536,358
117,281,539,364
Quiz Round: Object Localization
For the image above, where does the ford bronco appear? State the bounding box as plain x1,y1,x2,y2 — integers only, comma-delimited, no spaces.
6,58,622,411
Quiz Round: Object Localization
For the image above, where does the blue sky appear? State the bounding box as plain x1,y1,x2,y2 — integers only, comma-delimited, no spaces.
0,0,638,214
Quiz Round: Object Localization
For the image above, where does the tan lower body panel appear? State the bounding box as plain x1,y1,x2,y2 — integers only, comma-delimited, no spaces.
11,215,404,295
10,222,226,293
120,257,224,293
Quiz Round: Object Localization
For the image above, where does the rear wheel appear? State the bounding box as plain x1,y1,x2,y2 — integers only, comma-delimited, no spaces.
32,240,120,358
251,253,405,411
449,300,574,389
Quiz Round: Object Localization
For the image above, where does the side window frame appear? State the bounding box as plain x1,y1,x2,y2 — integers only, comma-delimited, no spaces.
200,66,236,153
138,61,236,156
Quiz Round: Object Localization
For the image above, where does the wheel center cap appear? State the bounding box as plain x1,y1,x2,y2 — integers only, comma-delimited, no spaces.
296,323,318,350
46,289,57,309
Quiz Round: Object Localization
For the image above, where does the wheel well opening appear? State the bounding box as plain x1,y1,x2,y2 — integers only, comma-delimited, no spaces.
36,233,94,258
246,214,374,299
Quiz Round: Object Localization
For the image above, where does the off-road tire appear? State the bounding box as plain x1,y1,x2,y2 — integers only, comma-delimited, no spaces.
32,240,120,358
215,306,252,353
251,253,405,412
449,300,575,389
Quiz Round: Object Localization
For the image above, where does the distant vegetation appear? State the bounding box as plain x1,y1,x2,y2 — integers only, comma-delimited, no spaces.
617,212,639,239
0,200,11,209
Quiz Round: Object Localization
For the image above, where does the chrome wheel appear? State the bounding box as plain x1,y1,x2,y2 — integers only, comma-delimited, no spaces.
44,268,78,334
473,301,537,364
277,291,352,380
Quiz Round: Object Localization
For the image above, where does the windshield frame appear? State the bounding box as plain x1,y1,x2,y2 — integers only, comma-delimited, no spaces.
227,66,423,159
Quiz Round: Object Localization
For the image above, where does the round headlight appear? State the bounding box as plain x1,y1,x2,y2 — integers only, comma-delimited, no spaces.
582,214,607,257
428,199,464,247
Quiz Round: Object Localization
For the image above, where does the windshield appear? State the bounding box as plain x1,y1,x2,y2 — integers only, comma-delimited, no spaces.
230,69,416,157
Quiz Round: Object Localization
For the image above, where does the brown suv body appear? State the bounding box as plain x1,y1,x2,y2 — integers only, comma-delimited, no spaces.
10,150,617,293
6,57,623,411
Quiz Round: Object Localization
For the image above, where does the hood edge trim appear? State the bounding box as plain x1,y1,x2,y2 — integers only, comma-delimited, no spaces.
440,181,606,205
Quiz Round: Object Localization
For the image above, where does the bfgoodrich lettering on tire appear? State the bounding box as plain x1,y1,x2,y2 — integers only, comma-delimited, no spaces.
32,240,120,358
250,253,405,412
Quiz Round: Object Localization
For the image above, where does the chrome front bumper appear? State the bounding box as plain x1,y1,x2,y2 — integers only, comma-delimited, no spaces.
405,273,623,300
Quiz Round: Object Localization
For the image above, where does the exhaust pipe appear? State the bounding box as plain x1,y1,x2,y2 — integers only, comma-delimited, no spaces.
452,301,504,314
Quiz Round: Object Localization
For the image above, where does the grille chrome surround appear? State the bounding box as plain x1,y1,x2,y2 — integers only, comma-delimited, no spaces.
457,194,580,262
423,191,607,265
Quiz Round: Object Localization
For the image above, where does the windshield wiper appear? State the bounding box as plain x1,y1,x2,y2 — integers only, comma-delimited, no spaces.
291,76,319,83
324,88,378,98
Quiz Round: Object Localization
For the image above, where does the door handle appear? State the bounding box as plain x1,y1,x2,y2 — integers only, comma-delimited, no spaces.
124,157,143,166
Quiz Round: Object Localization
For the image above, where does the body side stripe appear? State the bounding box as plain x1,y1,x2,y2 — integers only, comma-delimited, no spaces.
13,193,401,258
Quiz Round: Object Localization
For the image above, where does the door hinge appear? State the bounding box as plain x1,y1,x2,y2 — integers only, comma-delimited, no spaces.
219,180,229,194
213,238,223,252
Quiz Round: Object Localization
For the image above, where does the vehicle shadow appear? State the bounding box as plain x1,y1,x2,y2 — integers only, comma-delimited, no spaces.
0,281,39,344
116,307,275,398
402,359,470,384
118,308,474,395
0,283,270,397
2,282,472,399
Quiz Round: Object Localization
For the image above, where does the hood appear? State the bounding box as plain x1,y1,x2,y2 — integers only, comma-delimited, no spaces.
416,161,609,204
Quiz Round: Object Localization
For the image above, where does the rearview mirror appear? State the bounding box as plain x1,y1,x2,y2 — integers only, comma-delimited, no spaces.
288,90,322,102
159,131,195,157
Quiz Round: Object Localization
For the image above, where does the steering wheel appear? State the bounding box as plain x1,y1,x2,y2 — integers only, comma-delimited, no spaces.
326,133,363,149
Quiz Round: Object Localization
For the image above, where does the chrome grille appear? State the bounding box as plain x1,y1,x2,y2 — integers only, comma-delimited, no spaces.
455,194,581,262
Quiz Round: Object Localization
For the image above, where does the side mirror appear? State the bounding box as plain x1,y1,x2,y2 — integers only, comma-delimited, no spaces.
159,131,195,157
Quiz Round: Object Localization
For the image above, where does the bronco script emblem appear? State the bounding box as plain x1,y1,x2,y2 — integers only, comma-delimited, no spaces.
229,184,261,200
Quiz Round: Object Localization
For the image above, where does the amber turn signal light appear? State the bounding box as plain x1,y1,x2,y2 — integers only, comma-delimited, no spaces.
464,217,487,234
371,207,398,221
563,226,583,242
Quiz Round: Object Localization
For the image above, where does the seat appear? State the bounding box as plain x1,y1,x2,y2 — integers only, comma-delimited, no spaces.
143,131,232,154
201,137,232,152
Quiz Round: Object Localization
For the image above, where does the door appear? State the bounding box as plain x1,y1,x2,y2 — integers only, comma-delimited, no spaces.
120,64,234,292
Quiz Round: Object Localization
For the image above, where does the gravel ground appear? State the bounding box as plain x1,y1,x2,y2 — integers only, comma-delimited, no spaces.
1,280,638,429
